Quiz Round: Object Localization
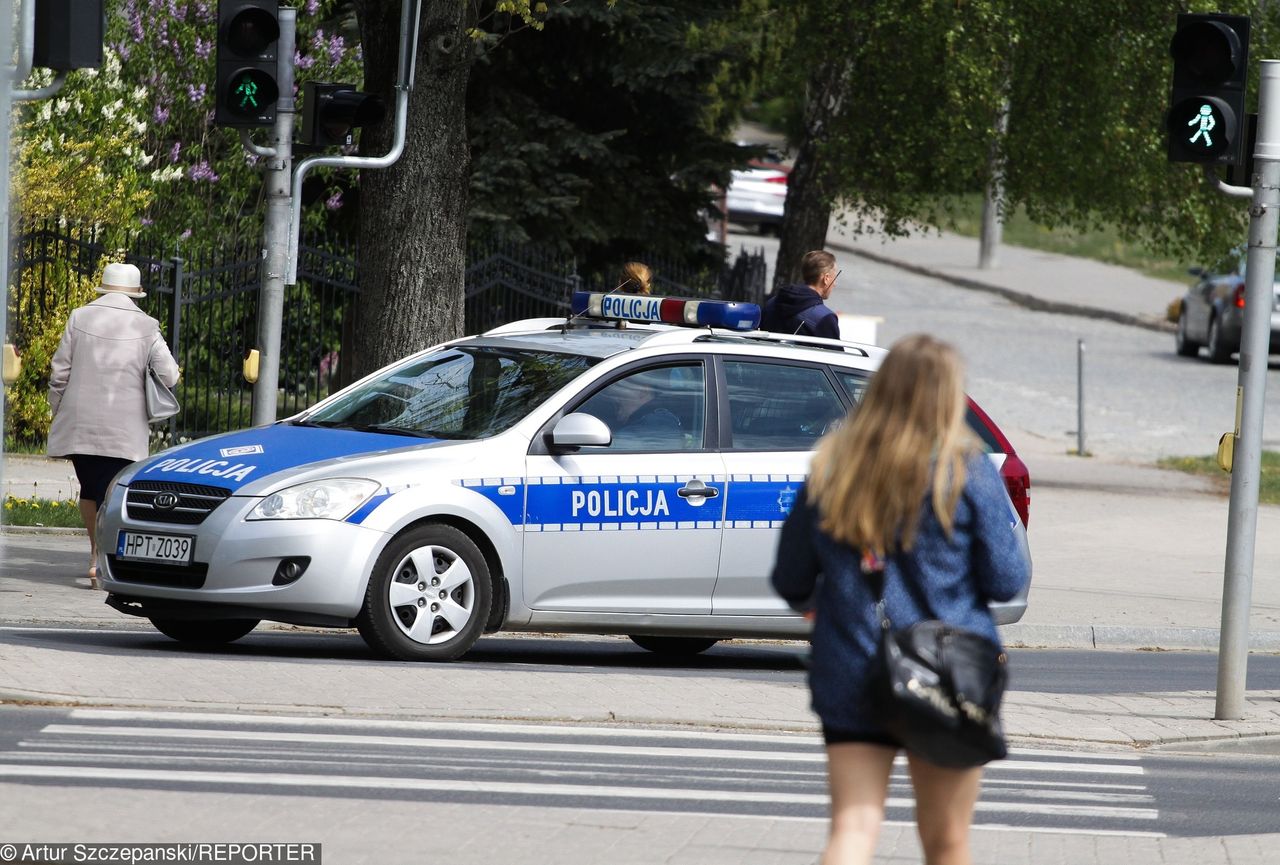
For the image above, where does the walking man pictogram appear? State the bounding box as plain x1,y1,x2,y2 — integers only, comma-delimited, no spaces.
1188,104,1216,148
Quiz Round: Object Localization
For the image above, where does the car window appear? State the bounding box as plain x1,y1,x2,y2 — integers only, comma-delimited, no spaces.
725,361,845,450
303,346,595,439
575,363,706,452
832,369,869,406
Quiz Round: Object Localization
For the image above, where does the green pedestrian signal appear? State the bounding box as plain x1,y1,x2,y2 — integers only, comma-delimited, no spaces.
225,68,277,117
215,1,280,127
1167,13,1250,165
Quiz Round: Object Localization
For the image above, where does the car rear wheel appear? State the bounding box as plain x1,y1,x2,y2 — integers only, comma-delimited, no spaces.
356,523,492,661
1207,315,1234,364
628,635,719,656
1175,308,1201,357
149,617,259,645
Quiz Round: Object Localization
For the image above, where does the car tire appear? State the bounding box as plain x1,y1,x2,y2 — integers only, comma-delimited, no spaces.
1207,315,1234,364
356,523,492,661
628,635,720,656
1175,308,1201,357
149,617,259,645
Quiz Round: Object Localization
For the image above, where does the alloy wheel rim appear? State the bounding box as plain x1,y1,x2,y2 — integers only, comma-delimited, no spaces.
387,544,475,645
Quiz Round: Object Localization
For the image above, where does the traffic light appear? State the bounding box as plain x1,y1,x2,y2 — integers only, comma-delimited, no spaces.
1167,12,1251,164
33,0,104,70
215,0,281,127
300,82,387,147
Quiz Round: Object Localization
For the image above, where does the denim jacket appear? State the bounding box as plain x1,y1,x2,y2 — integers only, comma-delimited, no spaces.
770,454,1030,734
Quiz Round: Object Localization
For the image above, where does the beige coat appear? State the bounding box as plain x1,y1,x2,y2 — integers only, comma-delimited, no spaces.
47,293,181,462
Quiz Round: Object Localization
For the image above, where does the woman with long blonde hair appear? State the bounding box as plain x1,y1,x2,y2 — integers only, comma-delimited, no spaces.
772,334,1028,865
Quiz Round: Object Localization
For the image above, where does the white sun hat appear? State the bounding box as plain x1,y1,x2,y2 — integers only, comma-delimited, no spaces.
95,262,146,299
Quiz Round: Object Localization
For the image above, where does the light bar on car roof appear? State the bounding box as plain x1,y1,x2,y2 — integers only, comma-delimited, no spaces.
571,291,761,331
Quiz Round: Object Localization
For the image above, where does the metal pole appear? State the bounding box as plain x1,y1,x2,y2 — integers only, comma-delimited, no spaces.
978,97,1010,271
1,0,17,491
1076,339,1086,457
251,8,296,427
1216,60,1280,720
168,256,184,442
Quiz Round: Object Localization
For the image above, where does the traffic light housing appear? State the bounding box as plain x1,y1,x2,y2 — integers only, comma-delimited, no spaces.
1167,12,1250,164
300,82,387,147
33,0,104,70
215,0,281,127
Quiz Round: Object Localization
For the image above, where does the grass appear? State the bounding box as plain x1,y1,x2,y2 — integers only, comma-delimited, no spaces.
941,195,1192,284
1158,451,1280,505
2,495,84,528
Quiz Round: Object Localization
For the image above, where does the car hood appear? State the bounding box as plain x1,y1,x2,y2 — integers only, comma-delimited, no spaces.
124,424,451,492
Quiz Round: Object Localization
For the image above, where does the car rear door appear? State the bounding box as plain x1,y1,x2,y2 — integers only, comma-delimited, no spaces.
711,357,851,616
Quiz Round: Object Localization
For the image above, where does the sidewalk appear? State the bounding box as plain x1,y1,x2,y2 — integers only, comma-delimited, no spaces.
826,220,1185,333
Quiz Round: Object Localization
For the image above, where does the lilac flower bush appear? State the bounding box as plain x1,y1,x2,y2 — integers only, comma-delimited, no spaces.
19,0,363,246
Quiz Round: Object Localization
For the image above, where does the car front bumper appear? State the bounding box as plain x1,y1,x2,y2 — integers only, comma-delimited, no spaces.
98,484,388,623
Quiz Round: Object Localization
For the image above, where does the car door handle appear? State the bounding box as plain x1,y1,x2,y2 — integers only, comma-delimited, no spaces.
677,480,719,498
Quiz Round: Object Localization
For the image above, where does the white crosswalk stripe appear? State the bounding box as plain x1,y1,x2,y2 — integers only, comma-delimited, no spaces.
0,709,1161,837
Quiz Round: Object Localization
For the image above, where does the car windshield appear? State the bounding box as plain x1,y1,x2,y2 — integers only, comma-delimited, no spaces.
297,345,597,440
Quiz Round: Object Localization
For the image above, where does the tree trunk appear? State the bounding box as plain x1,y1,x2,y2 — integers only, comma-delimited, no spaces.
351,0,473,379
773,58,845,292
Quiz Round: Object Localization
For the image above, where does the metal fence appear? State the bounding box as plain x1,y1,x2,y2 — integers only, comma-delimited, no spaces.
8,221,767,443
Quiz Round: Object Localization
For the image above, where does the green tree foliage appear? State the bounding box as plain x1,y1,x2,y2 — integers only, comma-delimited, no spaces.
761,0,1275,280
466,0,767,273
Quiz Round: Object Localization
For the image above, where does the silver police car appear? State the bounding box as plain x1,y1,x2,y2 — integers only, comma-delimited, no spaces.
98,293,1032,661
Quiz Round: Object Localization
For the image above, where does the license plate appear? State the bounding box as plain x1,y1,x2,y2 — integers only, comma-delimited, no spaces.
116,531,195,564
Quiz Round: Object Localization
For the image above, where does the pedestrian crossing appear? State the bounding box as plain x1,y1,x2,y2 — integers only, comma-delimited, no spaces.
0,708,1161,836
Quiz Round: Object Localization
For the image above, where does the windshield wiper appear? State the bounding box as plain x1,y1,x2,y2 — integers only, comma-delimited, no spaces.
362,424,453,439
288,419,460,439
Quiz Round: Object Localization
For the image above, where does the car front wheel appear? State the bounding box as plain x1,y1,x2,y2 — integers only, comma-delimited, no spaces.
356,523,492,661
1207,315,1234,364
1175,308,1201,357
149,618,259,645
628,635,720,656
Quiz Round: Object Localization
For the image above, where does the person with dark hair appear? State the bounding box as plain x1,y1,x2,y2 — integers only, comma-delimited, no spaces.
761,249,841,338
47,262,180,590
771,334,1028,865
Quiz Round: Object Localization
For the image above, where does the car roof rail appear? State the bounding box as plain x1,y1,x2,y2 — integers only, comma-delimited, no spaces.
696,330,880,358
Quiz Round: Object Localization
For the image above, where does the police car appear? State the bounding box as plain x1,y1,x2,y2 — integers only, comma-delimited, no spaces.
98,292,1032,661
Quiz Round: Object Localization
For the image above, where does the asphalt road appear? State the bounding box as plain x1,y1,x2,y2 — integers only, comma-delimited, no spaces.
853,252,1280,460
726,226,1280,462
4,621,1280,696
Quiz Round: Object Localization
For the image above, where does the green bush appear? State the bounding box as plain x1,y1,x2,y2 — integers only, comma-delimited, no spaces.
2,495,83,528
4,262,98,448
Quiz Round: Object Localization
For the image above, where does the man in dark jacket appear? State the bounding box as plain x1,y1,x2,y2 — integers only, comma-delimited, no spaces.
761,249,841,338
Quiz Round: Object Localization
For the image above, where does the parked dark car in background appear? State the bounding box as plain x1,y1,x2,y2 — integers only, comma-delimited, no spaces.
1175,248,1280,363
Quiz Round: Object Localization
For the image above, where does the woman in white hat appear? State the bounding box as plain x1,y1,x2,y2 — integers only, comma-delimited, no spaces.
47,262,181,589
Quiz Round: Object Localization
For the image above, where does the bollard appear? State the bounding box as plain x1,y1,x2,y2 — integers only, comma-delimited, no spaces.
1077,339,1087,457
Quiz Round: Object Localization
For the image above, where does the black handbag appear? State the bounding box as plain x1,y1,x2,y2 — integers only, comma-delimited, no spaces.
865,552,1009,768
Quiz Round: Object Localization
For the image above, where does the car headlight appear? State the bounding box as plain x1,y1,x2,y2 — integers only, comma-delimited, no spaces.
247,479,380,521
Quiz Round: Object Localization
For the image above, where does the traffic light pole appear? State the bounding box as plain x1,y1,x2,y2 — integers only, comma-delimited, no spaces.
1,0,14,489
1214,59,1280,720
250,7,295,427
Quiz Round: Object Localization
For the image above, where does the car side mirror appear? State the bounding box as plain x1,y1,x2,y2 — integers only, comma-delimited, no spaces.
549,412,612,450
1188,266,1207,278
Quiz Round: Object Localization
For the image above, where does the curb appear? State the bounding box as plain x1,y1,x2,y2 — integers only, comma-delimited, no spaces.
1002,623,1280,652
829,239,1177,335
0,525,84,536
